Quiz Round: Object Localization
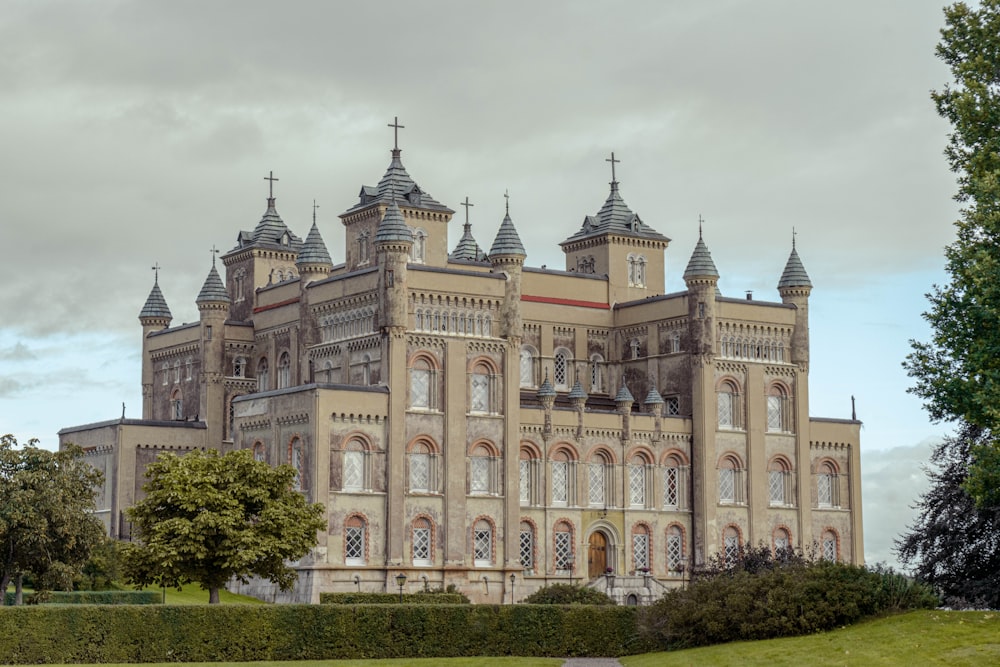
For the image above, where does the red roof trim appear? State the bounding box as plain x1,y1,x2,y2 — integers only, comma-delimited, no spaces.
521,294,610,310
253,297,300,314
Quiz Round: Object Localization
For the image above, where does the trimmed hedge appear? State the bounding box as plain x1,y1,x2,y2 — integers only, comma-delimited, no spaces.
320,592,467,604
3,590,161,606
0,604,654,663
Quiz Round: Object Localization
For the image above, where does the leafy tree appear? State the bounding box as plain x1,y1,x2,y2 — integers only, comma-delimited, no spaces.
0,434,106,605
895,424,1000,608
122,449,325,603
904,1,1000,506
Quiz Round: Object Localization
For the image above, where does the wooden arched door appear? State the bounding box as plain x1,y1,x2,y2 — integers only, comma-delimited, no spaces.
588,531,608,579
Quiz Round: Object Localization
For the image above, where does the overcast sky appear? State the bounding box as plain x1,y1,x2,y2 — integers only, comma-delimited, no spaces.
0,1,960,567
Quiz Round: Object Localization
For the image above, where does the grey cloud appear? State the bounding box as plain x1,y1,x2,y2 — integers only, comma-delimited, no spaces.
0,342,37,361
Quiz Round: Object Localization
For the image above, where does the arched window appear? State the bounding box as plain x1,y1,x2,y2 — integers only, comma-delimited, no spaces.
662,453,686,510
666,525,684,573
412,517,432,566
671,331,681,354
723,526,741,567
412,228,427,263
161,362,169,385
170,389,183,420
345,515,367,565
629,338,641,359
357,230,370,264
252,441,266,463
520,346,537,388
590,354,604,393
717,378,742,429
277,352,291,389
768,457,793,506
408,438,438,494
773,527,791,553
342,438,370,492
519,520,536,574
409,355,437,410
519,445,541,506
589,450,612,507
361,353,372,385
234,356,247,378
821,529,839,561
289,437,305,491
628,453,650,508
469,361,496,414
627,253,637,286
632,524,650,572
473,518,494,567
553,348,571,389
767,383,792,432
554,521,574,573
817,461,840,508
257,358,269,392
173,360,181,384
551,448,576,506
185,357,193,381
718,454,745,505
469,443,499,495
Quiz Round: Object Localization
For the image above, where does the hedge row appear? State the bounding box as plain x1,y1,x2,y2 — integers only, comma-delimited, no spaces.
3,591,161,606
320,592,467,604
0,604,654,663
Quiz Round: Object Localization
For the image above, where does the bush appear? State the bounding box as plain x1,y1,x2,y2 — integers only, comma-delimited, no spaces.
639,556,939,650
523,583,615,605
319,592,467,604
0,603,654,663
3,590,161,606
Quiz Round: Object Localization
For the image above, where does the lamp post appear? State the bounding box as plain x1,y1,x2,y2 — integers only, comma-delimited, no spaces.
567,555,575,587
509,572,516,604
395,572,407,603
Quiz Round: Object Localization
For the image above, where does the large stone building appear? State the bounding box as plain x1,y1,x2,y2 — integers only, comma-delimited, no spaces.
60,132,862,604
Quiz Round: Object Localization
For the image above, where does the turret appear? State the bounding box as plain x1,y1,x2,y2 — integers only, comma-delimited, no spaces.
488,195,526,341
196,256,230,447
296,214,333,285
777,236,813,366
375,199,413,333
683,227,720,358
139,266,172,419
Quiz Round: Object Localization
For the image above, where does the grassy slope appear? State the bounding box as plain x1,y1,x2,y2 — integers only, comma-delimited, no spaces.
622,610,1000,667
130,585,266,605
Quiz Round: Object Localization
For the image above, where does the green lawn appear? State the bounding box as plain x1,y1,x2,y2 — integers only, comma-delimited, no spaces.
130,585,266,605
45,661,561,667
621,610,1000,666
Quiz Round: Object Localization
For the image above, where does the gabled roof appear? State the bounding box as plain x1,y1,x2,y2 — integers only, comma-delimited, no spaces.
683,232,720,280
374,199,414,245
345,149,453,214
196,264,230,304
296,221,333,267
489,213,526,258
778,243,812,289
139,278,172,320
561,182,669,246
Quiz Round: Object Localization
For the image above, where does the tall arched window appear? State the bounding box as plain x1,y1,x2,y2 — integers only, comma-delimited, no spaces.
632,524,650,572
289,437,305,491
723,525,741,567
252,441,266,463
773,527,791,553
666,525,684,573
718,454,745,505
767,383,792,432
554,521,574,573
717,378,742,429
551,448,575,506
589,450,612,507
161,362,169,385
342,438,370,492
412,228,427,263
257,358,269,392
519,445,541,506
409,355,437,410
553,348,571,389
469,443,499,495
357,231,370,264
173,360,181,384
277,352,291,389
821,529,839,561
170,389,183,420
768,457,793,506
519,520,536,574
817,461,840,508
628,453,650,508
473,518,494,567
185,357,193,381
361,353,372,385
590,354,604,393
469,360,497,414
408,438,438,494
520,346,537,388
412,517,432,566
662,453,684,509
345,515,367,565
234,356,247,378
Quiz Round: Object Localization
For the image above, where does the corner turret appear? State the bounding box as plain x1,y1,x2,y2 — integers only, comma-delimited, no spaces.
683,226,720,358
139,266,172,419
489,194,526,341
376,199,413,333
197,255,229,446
777,236,812,366
296,213,333,285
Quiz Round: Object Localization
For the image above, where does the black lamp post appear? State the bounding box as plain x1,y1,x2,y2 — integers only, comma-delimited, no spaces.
395,572,407,603
509,572,516,604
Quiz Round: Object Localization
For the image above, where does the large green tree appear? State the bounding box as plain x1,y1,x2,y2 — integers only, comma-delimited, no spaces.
905,0,1000,506
0,435,106,605
122,449,325,603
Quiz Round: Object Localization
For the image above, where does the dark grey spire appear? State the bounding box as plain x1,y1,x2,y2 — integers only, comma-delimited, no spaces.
450,195,486,262
568,380,588,400
139,268,172,321
296,221,333,267
614,384,635,403
196,264,230,304
778,238,813,289
643,386,664,406
374,199,414,245
683,228,720,280
489,195,526,258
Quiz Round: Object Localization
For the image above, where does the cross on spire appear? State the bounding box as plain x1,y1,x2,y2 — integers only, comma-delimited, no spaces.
606,151,620,184
210,245,219,267
698,214,705,238
504,189,510,215
264,171,279,199
792,226,797,249
460,196,474,227
152,262,161,283
313,199,320,225
388,116,405,151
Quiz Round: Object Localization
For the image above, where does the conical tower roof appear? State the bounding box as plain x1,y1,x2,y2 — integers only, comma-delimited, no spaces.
196,263,230,304
489,212,526,258
683,231,720,280
296,221,333,267
643,386,664,405
568,380,588,400
139,275,172,321
614,385,635,403
778,242,813,289
451,222,486,262
374,199,414,245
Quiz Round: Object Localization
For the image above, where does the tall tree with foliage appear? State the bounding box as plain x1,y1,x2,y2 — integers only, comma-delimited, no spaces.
905,0,1000,506
895,424,1000,608
122,449,325,603
0,434,106,605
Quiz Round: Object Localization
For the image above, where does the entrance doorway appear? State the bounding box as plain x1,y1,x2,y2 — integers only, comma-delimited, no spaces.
588,531,608,579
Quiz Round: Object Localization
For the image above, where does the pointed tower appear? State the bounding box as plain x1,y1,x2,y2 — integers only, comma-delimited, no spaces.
777,236,813,367
489,194,527,341
139,266,172,419
560,153,670,303
341,119,453,271
375,199,414,333
683,227,720,358
196,255,230,449
296,216,334,285
449,196,487,263
221,175,302,321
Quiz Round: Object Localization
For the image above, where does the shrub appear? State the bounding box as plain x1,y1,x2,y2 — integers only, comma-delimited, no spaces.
523,583,615,605
319,592,467,604
3,590,161,606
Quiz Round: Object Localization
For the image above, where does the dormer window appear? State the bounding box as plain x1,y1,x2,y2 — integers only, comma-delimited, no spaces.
280,232,290,246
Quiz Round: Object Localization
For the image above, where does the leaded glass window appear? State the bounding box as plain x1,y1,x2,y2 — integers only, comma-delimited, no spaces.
719,467,735,504
345,521,365,565
552,460,568,505
718,390,733,428
769,470,785,505
519,460,530,503
343,450,364,491
629,464,645,507
767,394,783,431
724,529,739,566
413,524,431,565
554,349,569,388
818,472,833,507
520,525,534,572
774,529,790,552
410,367,430,409
633,533,649,570
822,532,837,561
665,396,680,416
410,452,429,492
663,466,679,508
474,522,492,566
470,456,490,495
666,528,682,572
589,462,606,506
470,372,490,413
555,526,572,571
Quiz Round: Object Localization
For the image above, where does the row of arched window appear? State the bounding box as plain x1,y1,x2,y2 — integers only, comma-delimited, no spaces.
718,336,786,363
409,353,501,414
717,378,793,433
626,253,647,288
319,308,376,343
520,346,606,393
718,453,842,508
414,308,492,337
160,358,193,385
722,524,842,564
